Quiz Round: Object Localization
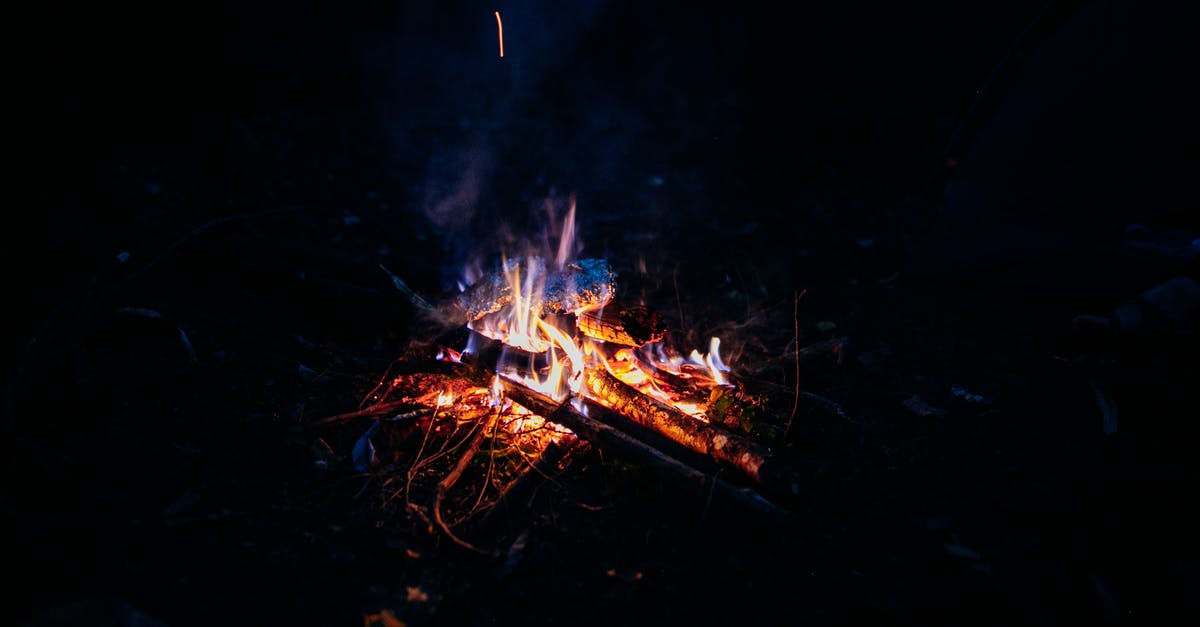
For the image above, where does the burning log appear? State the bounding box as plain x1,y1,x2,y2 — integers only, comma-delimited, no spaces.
584,367,800,500
446,330,800,501
575,305,666,347
383,258,619,338
455,257,617,322
447,358,792,521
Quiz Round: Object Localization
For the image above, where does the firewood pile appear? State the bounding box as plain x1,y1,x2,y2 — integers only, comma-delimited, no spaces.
310,212,843,554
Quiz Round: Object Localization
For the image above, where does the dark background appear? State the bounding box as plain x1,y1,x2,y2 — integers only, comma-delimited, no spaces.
8,1,1199,625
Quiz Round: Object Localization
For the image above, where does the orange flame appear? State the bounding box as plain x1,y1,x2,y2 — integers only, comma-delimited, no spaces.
453,205,738,426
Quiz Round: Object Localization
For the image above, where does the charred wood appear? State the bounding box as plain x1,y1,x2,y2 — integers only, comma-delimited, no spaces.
448,357,792,522
583,368,801,500
576,305,666,347
454,257,616,322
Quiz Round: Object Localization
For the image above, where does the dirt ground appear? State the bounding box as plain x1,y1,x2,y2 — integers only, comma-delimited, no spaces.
8,1,1198,625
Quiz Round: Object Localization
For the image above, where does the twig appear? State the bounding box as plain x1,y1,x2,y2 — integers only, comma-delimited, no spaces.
697,468,723,529
401,404,441,509
9,208,305,431
472,410,502,512
433,412,498,556
115,307,198,364
478,436,583,532
118,206,305,287
785,289,807,438
379,263,434,311
798,391,850,422
309,401,427,427
923,0,1063,193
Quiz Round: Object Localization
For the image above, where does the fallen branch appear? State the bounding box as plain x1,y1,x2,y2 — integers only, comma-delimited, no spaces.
798,391,850,421
739,375,851,422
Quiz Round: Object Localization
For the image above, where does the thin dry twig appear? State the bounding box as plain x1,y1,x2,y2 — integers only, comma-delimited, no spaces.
118,206,305,287
697,468,723,529
309,401,422,427
785,289,807,438
472,410,502,512
433,411,499,555
400,405,441,508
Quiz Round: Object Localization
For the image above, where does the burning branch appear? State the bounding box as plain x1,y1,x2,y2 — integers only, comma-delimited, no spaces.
450,357,791,521
443,330,800,502
576,306,666,347
583,367,800,499
455,257,616,323
345,205,826,548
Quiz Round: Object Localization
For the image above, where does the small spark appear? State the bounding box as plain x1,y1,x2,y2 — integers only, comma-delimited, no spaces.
495,11,504,58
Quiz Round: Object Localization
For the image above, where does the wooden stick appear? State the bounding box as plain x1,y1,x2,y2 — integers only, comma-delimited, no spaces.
457,332,801,501
450,358,792,521
308,401,424,427
432,415,497,555
575,305,666,347
584,367,801,500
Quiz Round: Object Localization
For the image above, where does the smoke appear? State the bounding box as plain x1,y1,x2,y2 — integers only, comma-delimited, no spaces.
367,0,750,291
392,2,612,283
422,142,492,234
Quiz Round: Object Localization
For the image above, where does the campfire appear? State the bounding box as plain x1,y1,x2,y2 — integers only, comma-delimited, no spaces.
317,202,811,552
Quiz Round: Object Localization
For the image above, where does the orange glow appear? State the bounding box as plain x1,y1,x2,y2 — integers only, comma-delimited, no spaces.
451,205,739,448
495,11,504,58
598,344,712,420
498,404,573,452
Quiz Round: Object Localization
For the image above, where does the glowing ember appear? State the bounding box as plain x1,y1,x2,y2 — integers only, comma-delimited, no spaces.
497,406,574,453
494,11,504,58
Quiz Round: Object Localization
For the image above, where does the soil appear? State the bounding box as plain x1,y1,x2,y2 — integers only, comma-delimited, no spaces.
9,1,1198,625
